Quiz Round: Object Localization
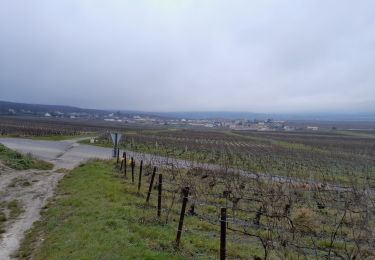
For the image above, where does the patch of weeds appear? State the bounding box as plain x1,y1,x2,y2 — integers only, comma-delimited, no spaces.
55,168,70,174
0,211,6,222
0,144,53,170
7,200,24,219
22,181,31,187
28,157,53,170
0,210,6,234
7,178,32,188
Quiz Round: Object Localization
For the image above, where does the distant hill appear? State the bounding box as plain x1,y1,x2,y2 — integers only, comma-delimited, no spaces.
0,101,166,119
1,100,374,121
0,100,108,116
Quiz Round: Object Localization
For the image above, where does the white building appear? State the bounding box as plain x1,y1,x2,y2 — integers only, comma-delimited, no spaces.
307,126,319,131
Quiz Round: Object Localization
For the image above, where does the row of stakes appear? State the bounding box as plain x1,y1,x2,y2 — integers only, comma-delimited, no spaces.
116,149,227,260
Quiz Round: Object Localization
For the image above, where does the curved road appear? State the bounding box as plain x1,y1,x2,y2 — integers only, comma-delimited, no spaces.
0,137,198,170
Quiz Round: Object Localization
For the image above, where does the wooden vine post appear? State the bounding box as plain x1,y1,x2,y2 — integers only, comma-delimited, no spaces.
175,187,190,248
138,160,143,192
157,174,162,217
131,157,135,183
146,167,157,203
220,207,227,260
124,152,127,177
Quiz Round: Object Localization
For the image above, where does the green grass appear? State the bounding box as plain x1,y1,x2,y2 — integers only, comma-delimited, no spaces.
0,144,53,170
17,160,262,260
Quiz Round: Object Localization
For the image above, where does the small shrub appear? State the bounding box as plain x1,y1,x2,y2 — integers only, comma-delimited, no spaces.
0,144,53,170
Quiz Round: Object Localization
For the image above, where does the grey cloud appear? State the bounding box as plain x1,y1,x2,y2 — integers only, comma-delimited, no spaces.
0,0,374,113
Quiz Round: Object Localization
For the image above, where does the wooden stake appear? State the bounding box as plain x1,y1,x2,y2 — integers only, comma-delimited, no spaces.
146,167,156,203
175,187,189,247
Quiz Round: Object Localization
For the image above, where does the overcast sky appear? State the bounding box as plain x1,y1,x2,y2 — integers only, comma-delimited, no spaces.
0,1,374,113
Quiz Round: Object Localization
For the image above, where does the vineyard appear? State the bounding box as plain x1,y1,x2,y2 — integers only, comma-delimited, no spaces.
0,116,139,138
113,153,375,259
2,117,375,258
1,117,374,185
92,128,375,186
0,117,99,137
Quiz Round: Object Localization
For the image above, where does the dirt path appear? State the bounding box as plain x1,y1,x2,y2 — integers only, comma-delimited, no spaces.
0,166,63,259
0,138,95,260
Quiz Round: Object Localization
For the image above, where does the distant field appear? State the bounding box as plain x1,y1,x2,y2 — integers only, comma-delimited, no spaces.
286,120,375,130
0,116,102,138
1,116,375,184
86,128,375,185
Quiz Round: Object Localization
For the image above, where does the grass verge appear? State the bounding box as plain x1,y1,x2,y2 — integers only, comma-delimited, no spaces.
17,160,261,259
0,144,53,170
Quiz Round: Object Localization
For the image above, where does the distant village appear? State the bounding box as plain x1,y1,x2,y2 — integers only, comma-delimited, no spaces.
5,108,321,132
